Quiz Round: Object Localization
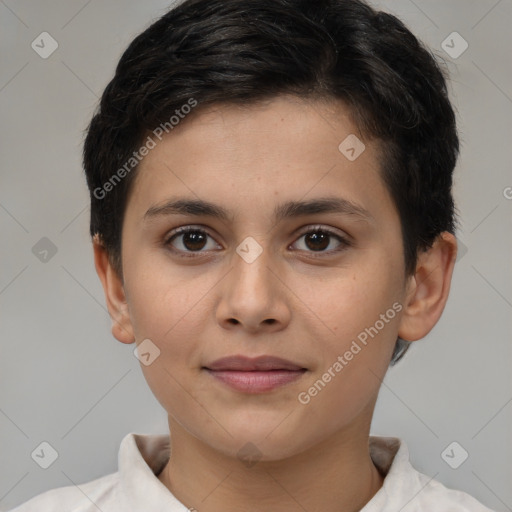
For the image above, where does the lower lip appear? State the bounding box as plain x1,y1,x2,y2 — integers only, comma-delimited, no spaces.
205,369,306,393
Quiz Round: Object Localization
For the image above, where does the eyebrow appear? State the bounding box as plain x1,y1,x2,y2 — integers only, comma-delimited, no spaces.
143,196,375,224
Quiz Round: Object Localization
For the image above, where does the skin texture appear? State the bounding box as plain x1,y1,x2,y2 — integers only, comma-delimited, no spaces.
94,95,457,511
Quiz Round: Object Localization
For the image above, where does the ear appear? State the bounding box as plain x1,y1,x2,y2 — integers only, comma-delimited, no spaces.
398,232,458,342
92,234,135,344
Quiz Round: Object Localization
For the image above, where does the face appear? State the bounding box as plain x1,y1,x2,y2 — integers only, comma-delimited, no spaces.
118,95,409,460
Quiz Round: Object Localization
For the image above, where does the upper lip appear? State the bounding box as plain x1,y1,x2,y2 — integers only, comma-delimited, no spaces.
204,355,306,371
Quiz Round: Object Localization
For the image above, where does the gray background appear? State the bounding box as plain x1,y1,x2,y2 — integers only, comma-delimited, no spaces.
1,0,511,510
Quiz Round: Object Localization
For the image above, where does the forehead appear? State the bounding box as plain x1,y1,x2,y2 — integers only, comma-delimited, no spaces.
125,95,395,226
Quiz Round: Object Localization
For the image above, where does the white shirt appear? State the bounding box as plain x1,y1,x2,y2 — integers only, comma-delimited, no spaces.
9,433,494,511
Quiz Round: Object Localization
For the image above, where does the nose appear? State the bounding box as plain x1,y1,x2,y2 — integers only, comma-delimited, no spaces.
215,245,291,334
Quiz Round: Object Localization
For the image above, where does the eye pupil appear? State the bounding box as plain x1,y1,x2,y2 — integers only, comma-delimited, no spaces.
305,232,330,251
183,231,207,251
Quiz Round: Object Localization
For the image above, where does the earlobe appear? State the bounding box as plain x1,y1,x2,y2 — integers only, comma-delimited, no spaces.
92,235,135,345
398,232,457,342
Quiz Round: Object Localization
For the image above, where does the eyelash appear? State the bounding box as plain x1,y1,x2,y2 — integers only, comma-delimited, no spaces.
164,225,352,259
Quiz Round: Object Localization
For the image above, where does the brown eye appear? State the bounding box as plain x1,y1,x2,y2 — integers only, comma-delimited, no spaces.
292,227,350,254
180,231,208,251
166,227,220,254
303,232,330,251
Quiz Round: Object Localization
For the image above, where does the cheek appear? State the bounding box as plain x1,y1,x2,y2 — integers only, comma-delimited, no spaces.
291,253,403,383
129,271,211,411
295,283,400,432
294,264,399,336
125,248,211,341
125,270,210,404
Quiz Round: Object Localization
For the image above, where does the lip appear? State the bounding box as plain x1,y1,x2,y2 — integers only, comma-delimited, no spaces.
203,355,307,393
206,355,305,371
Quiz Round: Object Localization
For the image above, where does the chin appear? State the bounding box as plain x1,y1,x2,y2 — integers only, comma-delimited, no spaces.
216,422,317,462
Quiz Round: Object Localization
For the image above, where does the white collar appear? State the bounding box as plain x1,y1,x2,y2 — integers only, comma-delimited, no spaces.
118,432,412,510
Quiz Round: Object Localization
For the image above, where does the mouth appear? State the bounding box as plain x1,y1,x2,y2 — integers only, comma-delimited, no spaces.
203,355,307,393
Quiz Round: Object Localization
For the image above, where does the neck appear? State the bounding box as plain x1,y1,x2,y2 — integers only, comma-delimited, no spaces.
157,420,384,512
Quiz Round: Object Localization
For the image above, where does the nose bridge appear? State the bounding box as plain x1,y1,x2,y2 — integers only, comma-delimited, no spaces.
229,239,276,304
216,238,290,331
